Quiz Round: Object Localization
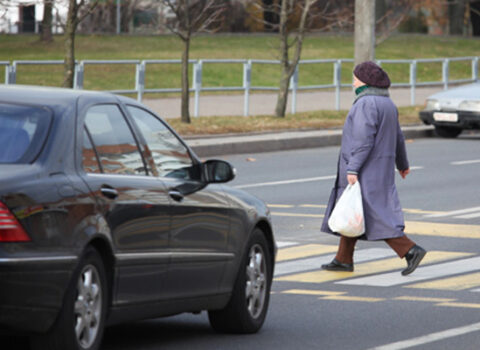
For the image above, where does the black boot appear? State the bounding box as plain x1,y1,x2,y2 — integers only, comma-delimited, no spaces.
321,258,354,272
402,245,426,276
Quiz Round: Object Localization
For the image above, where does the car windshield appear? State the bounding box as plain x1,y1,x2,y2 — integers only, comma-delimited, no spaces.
0,103,52,164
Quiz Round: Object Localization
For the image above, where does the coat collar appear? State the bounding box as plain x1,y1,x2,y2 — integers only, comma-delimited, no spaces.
353,87,389,104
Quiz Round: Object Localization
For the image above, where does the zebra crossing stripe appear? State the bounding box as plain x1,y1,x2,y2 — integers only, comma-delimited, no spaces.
277,244,338,262
275,248,395,277
276,251,470,283
337,255,480,287
424,206,480,218
404,221,480,239
406,271,480,291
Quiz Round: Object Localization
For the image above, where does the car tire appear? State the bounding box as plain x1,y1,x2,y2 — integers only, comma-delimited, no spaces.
30,246,108,350
208,228,273,334
434,126,462,138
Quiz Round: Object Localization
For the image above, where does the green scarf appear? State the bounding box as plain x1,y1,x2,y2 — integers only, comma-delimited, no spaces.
355,85,370,96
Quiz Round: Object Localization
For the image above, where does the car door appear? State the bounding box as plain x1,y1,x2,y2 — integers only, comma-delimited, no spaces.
126,105,232,299
80,103,171,305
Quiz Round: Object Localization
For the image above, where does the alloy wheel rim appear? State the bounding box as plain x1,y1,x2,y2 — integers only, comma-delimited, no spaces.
245,243,267,319
74,264,102,348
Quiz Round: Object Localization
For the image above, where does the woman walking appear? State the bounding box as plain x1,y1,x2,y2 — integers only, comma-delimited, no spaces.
321,61,426,276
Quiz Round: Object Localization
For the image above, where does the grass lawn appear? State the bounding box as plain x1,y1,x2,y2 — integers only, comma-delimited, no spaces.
0,34,473,134
1,33,479,91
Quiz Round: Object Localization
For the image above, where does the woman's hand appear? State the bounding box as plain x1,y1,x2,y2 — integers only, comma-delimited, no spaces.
347,174,358,185
399,168,410,179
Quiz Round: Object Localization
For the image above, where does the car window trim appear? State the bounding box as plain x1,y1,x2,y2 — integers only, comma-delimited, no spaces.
124,104,200,165
83,125,104,174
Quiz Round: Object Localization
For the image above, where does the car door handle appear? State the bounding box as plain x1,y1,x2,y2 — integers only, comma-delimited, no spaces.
169,190,184,202
101,186,118,199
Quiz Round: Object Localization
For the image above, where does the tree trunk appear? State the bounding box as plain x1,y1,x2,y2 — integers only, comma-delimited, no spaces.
275,68,292,117
181,36,191,123
354,0,376,65
471,1,480,36
274,0,313,118
448,0,465,35
63,0,77,88
40,0,53,42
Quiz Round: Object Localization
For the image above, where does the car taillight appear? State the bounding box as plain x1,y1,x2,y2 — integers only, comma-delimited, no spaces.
0,202,31,242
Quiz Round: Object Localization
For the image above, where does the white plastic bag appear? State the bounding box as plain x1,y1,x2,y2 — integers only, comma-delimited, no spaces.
328,182,365,237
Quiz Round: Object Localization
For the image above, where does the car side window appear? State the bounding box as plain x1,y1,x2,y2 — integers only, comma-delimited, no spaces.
84,104,146,175
126,106,196,180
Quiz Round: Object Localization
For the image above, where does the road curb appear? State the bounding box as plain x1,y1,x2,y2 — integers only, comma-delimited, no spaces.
187,125,435,157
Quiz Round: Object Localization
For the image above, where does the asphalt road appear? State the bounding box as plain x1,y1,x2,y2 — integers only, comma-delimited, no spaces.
5,134,480,350
105,134,480,350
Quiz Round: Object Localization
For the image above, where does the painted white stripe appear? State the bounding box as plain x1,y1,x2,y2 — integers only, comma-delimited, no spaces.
276,241,298,248
451,159,480,165
236,166,423,190
234,175,336,189
425,206,480,218
454,211,480,219
470,288,480,292
404,166,424,171
275,248,395,277
337,256,480,287
370,322,480,350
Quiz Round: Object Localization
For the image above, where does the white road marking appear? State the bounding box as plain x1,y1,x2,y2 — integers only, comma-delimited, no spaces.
454,212,480,219
234,175,336,189
235,166,423,189
370,321,480,350
337,256,480,287
425,206,480,218
451,159,480,165
275,248,395,277
276,241,298,248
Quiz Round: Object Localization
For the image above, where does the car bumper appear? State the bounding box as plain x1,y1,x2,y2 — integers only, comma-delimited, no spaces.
0,255,77,333
419,110,480,129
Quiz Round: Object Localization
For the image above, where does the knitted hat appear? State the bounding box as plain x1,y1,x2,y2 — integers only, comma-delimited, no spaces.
353,61,391,88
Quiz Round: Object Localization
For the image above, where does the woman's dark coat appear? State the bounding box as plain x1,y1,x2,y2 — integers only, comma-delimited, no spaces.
321,89,409,240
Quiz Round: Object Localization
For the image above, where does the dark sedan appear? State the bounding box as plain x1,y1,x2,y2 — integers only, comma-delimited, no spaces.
0,85,275,350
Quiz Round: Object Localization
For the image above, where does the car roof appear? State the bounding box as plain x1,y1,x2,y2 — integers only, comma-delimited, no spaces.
0,84,118,107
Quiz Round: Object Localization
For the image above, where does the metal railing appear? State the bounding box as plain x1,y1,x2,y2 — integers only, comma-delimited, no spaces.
3,57,479,117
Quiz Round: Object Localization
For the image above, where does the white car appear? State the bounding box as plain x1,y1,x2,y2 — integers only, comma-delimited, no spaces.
419,82,480,138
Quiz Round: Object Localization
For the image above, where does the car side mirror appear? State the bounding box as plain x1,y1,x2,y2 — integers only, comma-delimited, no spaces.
203,159,236,183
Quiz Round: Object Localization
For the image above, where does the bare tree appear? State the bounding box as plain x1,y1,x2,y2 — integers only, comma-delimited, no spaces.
160,0,225,123
40,0,53,42
448,0,466,35
375,0,415,44
250,1,353,117
63,0,99,88
273,0,319,117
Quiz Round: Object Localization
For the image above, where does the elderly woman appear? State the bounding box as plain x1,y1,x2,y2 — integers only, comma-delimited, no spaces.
321,61,426,276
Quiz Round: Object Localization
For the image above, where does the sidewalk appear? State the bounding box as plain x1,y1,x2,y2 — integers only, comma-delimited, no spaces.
143,86,442,119
142,86,440,156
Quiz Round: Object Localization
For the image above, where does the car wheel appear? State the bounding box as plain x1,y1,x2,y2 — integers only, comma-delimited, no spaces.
434,126,462,138
31,246,108,350
208,228,273,334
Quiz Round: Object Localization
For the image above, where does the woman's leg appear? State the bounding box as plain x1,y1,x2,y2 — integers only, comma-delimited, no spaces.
335,236,358,264
384,235,415,258
322,236,357,271
385,235,426,276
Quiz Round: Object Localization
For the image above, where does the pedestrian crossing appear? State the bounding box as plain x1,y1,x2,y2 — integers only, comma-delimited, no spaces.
269,204,480,222
274,242,480,294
